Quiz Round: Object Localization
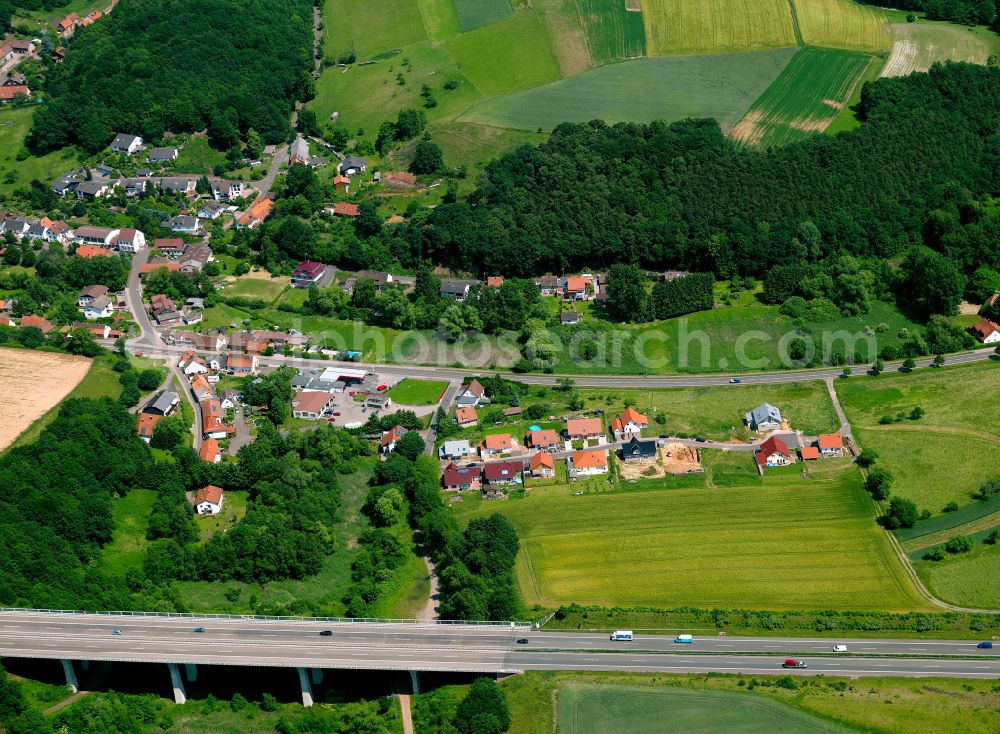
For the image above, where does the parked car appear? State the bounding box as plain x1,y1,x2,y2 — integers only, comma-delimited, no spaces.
782,659,807,668
977,641,993,649
333,411,341,416
377,385,388,391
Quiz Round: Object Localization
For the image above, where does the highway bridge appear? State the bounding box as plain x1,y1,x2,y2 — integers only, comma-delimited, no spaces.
2,610,997,706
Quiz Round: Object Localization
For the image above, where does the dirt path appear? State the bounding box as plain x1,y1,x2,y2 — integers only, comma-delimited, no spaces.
825,377,853,440
43,690,89,715
399,694,414,734
416,552,439,621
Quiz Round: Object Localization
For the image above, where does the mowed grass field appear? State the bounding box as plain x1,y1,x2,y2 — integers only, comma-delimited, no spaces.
731,47,878,147
582,379,839,440
453,0,512,32
639,0,796,55
322,0,427,58
462,49,796,132
839,361,1000,514
385,378,449,405
881,21,1000,77
557,685,853,734
576,0,646,64
443,11,562,97
792,0,890,52
221,274,288,302
453,460,927,610
914,544,1000,610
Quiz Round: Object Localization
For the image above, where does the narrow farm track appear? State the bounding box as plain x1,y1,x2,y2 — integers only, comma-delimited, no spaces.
861,423,1000,448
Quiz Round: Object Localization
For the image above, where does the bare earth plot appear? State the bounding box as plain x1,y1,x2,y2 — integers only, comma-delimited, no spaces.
0,350,91,450
881,21,1000,77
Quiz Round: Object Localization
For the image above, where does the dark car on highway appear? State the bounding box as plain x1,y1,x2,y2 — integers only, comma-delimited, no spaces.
194,627,206,633
516,638,529,644
319,630,333,636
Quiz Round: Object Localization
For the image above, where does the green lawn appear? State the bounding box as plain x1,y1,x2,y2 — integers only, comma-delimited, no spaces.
731,48,880,148
452,459,926,611
442,10,561,98
417,0,462,41
99,489,157,577
839,361,1000,513
462,50,795,133
580,380,839,441
385,378,449,405
322,0,427,58
0,106,81,195
194,491,248,542
557,685,852,734
172,136,228,175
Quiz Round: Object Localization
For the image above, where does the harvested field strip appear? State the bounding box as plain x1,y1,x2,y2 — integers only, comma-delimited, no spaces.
639,0,796,56
731,47,876,148
576,0,646,64
792,0,889,52
0,349,91,451
881,21,1000,77
906,522,1000,558
462,49,795,133
451,0,511,32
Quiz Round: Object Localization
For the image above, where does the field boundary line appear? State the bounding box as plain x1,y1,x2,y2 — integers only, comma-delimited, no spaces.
901,511,1000,553
787,0,805,46
860,423,1000,447
569,0,596,70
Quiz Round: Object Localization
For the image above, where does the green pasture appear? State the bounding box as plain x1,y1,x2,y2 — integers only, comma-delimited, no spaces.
732,48,878,148
452,460,926,610
0,107,78,195
172,136,228,175
881,21,1000,77
557,685,852,734
385,378,449,405
576,0,646,65
462,50,795,133
793,0,890,52
581,379,839,440
453,0,512,32
417,0,462,40
322,0,427,58
221,275,289,303
195,491,248,542
428,120,545,173
443,10,561,98
99,489,157,577
639,0,796,56
914,542,1000,610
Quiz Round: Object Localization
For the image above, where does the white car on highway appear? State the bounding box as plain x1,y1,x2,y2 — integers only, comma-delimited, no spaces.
833,644,848,652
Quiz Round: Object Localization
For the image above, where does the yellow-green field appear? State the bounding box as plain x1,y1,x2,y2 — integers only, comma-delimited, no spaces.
639,0,796,56
793,0,890,52
453,459,927,611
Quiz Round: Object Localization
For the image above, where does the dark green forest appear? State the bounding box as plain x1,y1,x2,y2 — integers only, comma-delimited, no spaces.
27,0,314,153
369,64,1000,284
860,0,999,25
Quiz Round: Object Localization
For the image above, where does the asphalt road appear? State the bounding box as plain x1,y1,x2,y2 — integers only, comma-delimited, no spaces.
2,613,997,678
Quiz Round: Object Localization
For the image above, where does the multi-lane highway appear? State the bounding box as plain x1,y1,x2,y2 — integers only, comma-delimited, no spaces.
2,612,997,679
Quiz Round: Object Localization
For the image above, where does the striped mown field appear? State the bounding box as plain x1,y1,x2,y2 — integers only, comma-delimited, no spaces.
454,460,927,610
793,0,890,52
639,0,796,55
731,47,877,148
576,0,647,64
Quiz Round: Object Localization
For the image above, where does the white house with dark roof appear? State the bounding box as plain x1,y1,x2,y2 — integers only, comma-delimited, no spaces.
113,227,146,253
745,403,783,433
340,156,367,175
82,294,113,319
147,147,178,163
110,133,143,155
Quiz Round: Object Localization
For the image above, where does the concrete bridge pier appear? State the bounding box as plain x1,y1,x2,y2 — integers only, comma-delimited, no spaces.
409,670,420,694
167,662,186,704
185,663,198,682
297,667,314,707
60,659,79,693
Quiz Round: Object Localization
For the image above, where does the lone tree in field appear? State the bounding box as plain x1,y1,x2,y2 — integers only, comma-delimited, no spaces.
865,466,893,501
855,448,878,468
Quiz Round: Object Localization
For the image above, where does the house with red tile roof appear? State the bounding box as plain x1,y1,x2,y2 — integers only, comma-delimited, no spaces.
201,399,231,439
442,462,481,491
380,425,407,454
455,406,478,427
479,433,516,457
194,485,224,515
755,436,792,471
610,406,648,439
483,460,522,486
331,202,360,218
528,451,555,478
568,449,608,477
236,197,273,229
566,417,602,441
136,412,161,443
75,244,113,258
526,428,560,452
969,317,1000,344
20,314,53,333
198,438,222,464
800,445,820,460
817,433,844,457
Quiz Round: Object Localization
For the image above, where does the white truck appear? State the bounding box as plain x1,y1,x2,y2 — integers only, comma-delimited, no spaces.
610,630,633,641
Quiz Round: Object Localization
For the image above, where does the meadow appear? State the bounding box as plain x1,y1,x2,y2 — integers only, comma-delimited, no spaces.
417,0,462,41
497,672,1000,734
452,459,926,611
384,377,449,405
793,0,890,52
462,50,795,133
221,274,289,303
839,361,1000,513
731,47,878,148
580,379,839,440
576,0,646,65
639,0,796,56
452,0,512,32
556,685,852,734
881,21,1000,77
99,489,157,577
322,0,427,58
0,107,78,195
913,543,1000,610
